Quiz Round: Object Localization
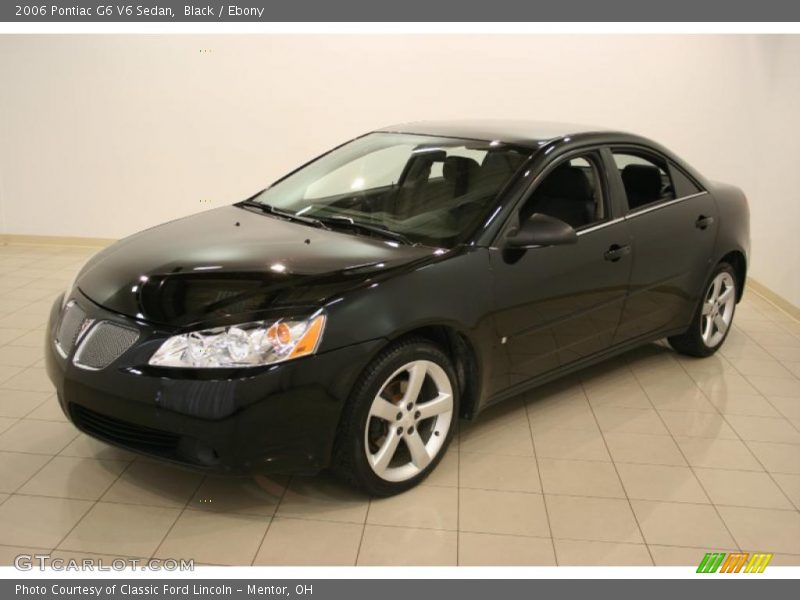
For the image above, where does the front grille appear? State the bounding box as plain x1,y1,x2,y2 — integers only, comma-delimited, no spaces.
70,404,180,454
55,301,87,357
74,321,139,370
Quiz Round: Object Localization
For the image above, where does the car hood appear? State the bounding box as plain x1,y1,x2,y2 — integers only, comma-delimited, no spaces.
76,205,434,327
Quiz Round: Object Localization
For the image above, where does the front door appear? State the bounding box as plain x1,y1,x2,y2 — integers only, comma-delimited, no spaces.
490,151,633,389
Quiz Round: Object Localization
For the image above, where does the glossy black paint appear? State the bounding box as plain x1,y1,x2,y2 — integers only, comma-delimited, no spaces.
46,120,750,475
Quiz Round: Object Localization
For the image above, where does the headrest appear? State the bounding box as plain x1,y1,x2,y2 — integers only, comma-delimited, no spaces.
537,165,592,202
622,164,662,199
443,156,481,183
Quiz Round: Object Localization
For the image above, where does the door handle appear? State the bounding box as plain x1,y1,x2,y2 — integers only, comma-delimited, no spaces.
696,215,715,230
604,244,631,262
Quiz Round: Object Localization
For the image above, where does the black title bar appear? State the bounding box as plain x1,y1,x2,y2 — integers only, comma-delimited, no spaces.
3,0,800,22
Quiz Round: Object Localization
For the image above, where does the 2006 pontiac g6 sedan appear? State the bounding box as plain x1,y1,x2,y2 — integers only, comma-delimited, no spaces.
46,120,750,495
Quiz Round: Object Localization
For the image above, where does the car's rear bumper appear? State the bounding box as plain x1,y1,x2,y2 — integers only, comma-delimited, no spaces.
45,293,382,475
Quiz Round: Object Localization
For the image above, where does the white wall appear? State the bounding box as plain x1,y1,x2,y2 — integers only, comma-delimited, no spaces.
0,35,797,306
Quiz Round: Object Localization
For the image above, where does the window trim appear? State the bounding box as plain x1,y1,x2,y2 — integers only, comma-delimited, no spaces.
513,148,612,235
609,145,679,214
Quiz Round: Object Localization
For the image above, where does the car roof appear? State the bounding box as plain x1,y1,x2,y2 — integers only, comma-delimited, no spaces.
375,119,616,146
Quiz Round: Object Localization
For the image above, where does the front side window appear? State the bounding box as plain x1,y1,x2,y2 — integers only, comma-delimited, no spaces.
518,154,607,230
611,150,675,211
249,133,532,247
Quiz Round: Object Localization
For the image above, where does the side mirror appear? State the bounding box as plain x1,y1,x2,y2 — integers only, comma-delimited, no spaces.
505,213,578,248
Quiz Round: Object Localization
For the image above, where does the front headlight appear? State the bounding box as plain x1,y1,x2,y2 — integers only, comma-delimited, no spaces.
148,313,326,368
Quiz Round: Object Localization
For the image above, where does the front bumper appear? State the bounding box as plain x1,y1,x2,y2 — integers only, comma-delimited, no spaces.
45,292,383,475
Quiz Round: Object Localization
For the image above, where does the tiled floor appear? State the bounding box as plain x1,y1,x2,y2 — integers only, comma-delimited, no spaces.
0,242,799,566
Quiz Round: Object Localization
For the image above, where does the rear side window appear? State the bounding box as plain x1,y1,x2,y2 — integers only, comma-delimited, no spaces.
611,151,675,211
669,164,704,197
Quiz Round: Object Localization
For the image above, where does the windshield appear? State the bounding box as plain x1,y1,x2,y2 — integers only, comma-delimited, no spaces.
247,132,533,247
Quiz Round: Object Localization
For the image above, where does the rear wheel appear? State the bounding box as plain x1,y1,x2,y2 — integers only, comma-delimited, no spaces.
669,262,738,357
332,338,458,496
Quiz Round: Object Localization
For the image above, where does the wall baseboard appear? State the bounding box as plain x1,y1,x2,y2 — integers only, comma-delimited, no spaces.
748,278,800,322
1,234,116,247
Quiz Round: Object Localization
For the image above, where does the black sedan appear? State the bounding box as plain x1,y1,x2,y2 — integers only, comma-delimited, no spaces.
45,120,750,496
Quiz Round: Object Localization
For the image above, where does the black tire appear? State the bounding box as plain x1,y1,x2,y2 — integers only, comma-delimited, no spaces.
669,262,738,357
331,337,459,496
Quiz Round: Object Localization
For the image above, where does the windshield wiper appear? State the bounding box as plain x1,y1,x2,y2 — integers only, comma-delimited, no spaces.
238,200,329,230
316,215,415,245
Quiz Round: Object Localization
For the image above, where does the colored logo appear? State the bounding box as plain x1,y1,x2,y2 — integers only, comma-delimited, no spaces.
697,552,773,573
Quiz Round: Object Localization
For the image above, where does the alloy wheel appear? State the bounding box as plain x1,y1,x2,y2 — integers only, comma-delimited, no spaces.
364,360,454,482
701,271,736,348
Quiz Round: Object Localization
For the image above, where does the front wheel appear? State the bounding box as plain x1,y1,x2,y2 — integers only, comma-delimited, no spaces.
669,262,738,357
332,338,458,496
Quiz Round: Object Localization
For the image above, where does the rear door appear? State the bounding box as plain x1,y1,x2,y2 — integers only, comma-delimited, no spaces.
609,147,718,343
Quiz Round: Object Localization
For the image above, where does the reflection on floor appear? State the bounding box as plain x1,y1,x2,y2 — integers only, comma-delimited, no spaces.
0,243,799,566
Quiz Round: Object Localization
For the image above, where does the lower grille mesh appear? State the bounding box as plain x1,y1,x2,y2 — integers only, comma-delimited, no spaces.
74,321,139,370
70,404,180,453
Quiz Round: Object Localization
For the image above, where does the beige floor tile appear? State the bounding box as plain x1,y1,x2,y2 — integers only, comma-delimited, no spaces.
0,329,27,346
725,415,800,444
554,539,652,565
189,475,286,516
0,451,51,493
675,437,763,471
0,493,6,504
782,361,800,379
357,525,456,566
765,395,800,419
368,485,457,530
593,406,669,436
459,452,540,493
658,410,738,439
0,365,24,385
528,396,600,431
0,419,77,454
0,416,17,434
1,368,53,393
253,517,362,566
538,458,624,498
772,473,800,509
421,448,458,488
718,506,800,555
648,544,736,566
746,375,800,398
10,330,48,348
18,456,128,500
154,509,269,566
584,379,652,410
459,532,555,565
276,476,369,524
604,432,686,466
0,544,53,566
709,394,782,418
0,389,50,418
459,421,534,456
59,502,180,557
694,468,794,510
747,441,800,474
59,434,137,461
48,549,149,563
25,396,68,422
101,460,202,507
616,463,709,504
631,500,736,548
644,382,718,413
770,553,800,566
0,495,92,547
694,371,762,399
729,358,795,378
460,488,548,537
546,495,642,544
533,427,611,462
